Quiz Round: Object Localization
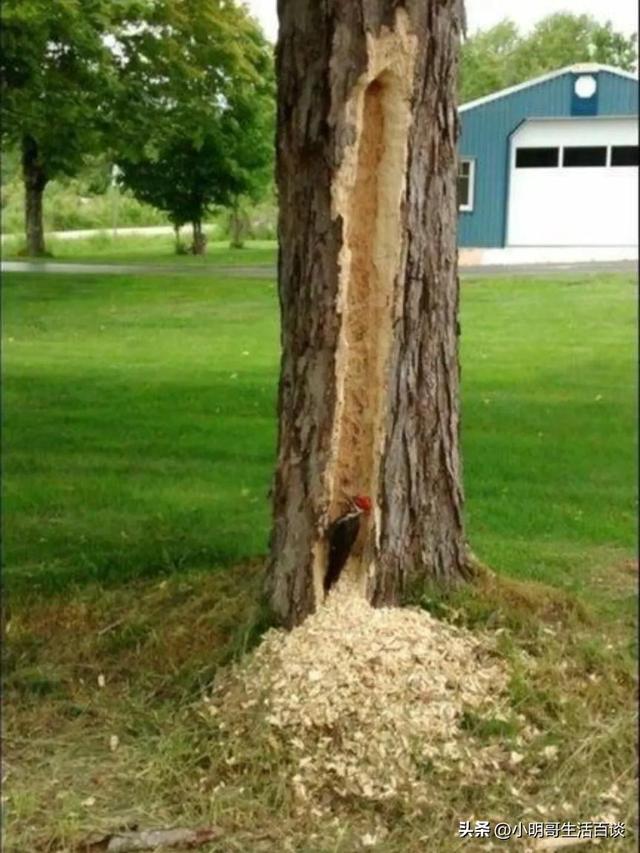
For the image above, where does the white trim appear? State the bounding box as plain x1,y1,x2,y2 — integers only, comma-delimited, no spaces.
507,114,637,122
459,246,638,265
460,63,639,114
458,157,475,212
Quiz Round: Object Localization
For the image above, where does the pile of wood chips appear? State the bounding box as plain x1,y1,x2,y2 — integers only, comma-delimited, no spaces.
208,580,510,805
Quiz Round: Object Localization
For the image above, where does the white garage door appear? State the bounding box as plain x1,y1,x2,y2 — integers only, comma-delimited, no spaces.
507,117,639,247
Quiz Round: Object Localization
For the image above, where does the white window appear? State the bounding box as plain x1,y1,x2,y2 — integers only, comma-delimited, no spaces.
458,158,475,211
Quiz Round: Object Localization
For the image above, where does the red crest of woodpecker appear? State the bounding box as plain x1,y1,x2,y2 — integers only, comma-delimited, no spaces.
324,495,372,594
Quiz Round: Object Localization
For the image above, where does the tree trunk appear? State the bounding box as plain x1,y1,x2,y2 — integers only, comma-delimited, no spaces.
268,0,470,627
229,199,245,249
22,135,48,257
191,220,207,254
173,223,187,254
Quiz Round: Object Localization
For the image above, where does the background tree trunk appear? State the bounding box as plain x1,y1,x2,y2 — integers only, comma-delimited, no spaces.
268,0,470,627
229,198,247,249
22,135,48,256
173,223,184,254
191,219,207,254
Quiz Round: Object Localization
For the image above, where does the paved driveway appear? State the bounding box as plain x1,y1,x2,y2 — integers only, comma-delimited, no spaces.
1,259,636,278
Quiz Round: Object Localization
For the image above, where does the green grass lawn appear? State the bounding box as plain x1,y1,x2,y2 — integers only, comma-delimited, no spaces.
3,270,280,595
1,232,278,266
462,274,637,616
3,267,637,852
3,268,636,610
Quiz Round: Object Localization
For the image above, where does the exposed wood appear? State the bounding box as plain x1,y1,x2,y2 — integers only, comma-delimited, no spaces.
269,0,469,627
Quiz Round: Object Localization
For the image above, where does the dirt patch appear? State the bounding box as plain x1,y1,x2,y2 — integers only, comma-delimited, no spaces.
590,556,638,601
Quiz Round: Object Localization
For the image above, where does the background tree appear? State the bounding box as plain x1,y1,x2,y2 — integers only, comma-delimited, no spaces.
461,13,638,103
268,0,470,627
459,20,522,104
226,108,275,249
0,0,118,255
112,0,274,255
517,14,638,80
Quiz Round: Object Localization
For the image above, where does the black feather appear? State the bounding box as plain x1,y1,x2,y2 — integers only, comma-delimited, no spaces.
324,511,361,593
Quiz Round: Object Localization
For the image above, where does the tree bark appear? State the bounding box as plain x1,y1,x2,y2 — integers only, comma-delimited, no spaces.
229,198,247,249
21,135,48,257
172,223,188,255
268,0,470,627
191,219,207,254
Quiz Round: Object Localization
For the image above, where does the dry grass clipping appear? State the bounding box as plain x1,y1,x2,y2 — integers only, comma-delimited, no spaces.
206,579,511,808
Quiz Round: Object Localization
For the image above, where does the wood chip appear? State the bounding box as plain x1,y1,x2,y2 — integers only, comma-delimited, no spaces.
210,583,510,803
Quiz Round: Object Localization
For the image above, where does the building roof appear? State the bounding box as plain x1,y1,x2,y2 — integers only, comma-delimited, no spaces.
460,63,639,114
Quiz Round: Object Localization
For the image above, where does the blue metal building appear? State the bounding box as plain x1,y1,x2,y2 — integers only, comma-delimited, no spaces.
457,64,639,248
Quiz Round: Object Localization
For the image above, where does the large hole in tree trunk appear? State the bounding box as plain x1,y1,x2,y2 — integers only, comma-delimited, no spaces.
332,79,386,577
318,67,414,600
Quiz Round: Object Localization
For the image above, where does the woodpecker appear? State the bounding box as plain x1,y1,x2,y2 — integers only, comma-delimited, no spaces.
324,495,373,594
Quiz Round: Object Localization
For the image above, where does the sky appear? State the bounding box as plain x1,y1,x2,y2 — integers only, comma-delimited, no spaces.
244,0,639,43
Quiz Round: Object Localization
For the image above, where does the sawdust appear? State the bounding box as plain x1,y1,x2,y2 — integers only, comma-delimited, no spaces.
206,579,511,806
